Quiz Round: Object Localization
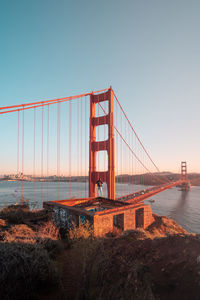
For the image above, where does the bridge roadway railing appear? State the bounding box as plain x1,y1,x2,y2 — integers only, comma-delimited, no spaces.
116,180,189,204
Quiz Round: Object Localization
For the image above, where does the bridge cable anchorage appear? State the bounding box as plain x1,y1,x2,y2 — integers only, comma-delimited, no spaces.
0,88,109,114
97,101,168,186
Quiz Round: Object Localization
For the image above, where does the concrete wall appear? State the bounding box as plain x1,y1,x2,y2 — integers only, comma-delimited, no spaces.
93,215,113,237
143,204,154,228
93,204,154,237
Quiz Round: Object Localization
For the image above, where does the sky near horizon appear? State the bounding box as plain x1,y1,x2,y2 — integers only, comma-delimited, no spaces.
0,0,200,174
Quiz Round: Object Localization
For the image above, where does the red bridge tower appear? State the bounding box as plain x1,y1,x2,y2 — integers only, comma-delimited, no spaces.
89,87,115,199
181,161,188,181
180,161,190,190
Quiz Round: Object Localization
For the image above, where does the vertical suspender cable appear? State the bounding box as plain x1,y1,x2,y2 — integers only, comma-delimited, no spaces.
135,135,137,190
131,130,133,194
41,106,44,208
81,98,83,197
85,96,87,197
21,107,24,203
69,101,71,198
57,103,60,201
125,117,127,195
120,109,122,196
115,98,118,197
98,99,100,195
129,126,131,194
47,105,49,202
104,101,106,196
33,108,36,208
77,99,79,197
17,111,19,203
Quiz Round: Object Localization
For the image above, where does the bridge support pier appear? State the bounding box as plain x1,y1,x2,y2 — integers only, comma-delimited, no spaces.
89,87,115,199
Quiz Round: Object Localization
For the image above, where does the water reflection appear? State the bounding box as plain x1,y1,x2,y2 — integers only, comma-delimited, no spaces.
171,190,188,212
170,190,189,225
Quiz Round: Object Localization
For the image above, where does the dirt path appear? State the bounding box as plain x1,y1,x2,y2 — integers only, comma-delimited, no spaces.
59,247,83,300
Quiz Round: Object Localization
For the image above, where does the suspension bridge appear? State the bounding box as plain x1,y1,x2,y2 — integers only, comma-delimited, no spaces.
0,87,190,235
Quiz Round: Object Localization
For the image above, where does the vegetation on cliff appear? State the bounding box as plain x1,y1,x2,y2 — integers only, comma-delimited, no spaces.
0,205,200,300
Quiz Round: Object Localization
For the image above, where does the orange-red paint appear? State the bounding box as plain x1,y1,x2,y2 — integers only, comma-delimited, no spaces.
89,87,115,199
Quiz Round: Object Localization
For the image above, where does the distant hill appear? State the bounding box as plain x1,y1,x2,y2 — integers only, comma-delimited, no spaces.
116,172,200,186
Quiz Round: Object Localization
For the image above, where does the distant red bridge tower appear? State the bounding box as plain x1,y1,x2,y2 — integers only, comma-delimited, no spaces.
181,161,190,190
89,87,115,199
181,161,188,181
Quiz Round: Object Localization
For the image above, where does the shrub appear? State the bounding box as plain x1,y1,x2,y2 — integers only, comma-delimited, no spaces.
0,204,31,224
37,221,60,241
0,242,59,299
40,238,65,259
68,221,93,240
3,224,36,244
3,221,63,257
0,204,49,225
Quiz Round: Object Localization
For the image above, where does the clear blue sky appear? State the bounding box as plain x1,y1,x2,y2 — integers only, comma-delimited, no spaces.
0,0,200,173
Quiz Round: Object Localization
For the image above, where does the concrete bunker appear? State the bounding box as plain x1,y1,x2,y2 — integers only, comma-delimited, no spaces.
44,197,154,237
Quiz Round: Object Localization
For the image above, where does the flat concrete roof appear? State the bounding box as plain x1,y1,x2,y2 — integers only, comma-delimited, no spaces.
44,197,147,217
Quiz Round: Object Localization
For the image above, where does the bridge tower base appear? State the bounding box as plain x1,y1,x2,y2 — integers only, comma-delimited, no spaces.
89,87,115,199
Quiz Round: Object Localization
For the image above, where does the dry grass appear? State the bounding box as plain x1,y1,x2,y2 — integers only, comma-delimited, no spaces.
146,214,189,238
0,218,6,227
3,221,60,243
37,220,60,240
68,221,93,240
3,224,36,243
2,220,65,261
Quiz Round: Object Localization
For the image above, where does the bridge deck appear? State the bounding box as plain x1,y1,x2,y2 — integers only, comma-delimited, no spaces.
117,180,190,204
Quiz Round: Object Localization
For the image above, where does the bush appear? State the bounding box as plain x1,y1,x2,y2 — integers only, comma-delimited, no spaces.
0,204,32,224
3,224,36,244
3,221,64,258
68,221,93,240
37,221,60,241
40,238,65,259
0,204,49,225
80,240,154,300
0,242,60,299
